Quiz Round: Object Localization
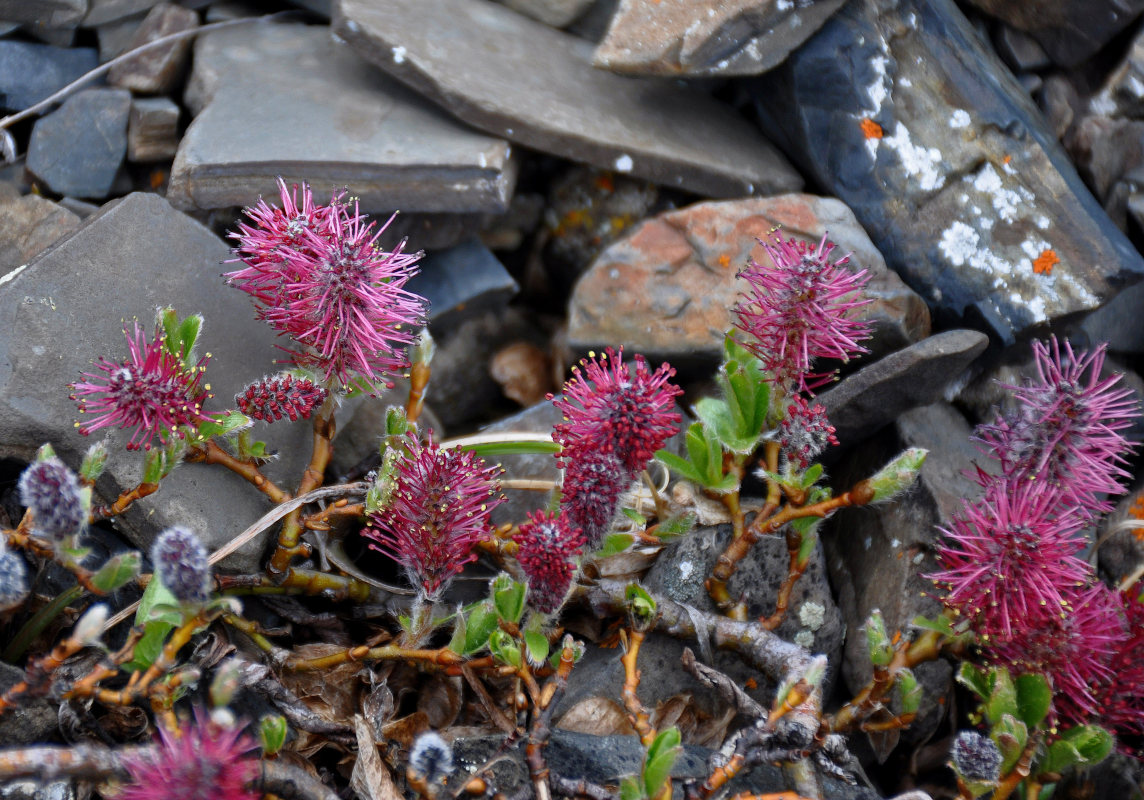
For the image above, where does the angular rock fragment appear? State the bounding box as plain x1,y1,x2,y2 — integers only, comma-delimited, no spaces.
494,0,592,27
107,2,197,94
127,96,179,162
751,0,1144,345
169,23,517,215
0,193,322,572
824,402,981,745
0,41,98,111
83,0,160,26
568,195,930,367
26,88,130,200
964,0,1144,68
593,0,848,77
0,0,85,29
819,329,989,446
408,238,519,331
333,0,801,198
0,182,80,272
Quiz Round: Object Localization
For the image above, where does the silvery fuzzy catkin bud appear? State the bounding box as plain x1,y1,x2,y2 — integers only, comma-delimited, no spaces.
72,603,109,647
951,731,1002,784
151,526,211,605
0,549,29,612
409,731,453,785
18,457,86,542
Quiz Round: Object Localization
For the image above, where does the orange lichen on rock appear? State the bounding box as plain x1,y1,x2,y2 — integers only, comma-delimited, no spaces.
860,118,883,139
1033,249,1059,275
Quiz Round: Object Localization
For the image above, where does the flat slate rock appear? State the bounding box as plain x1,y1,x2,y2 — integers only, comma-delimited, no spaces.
0,40,98,111
818,329,989,445
824,402,979,746
408,238,519,331
0,183,80,271
169,22,517,215
107,1,198,94
0,193,325,573
567,194,931,369
333,0,802,198
964,0,1144,69
494,0,592,27
593,0,848,77
26,88,130,200
0,0,85,29
751,0,1144,345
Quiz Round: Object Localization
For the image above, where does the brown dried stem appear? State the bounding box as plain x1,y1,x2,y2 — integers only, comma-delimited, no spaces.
0,632,88,716
992,731,1043,800
759,526,807,631
620,629,657,748
525,642,577,800
269,397,337,576
89,481,159,522
707,481,875,619
285,645,461,671
186,439,289,503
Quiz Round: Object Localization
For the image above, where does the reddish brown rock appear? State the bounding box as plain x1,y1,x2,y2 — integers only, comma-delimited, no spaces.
594,0,848,77
567,195,930,364
0,183,80,272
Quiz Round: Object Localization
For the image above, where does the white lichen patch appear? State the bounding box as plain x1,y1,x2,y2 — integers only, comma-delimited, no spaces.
799,601,826,631
679,560,694,581
794,630,816,649
614,154,633,173
971,163,1033,223
949,109,971,129
939,221,979,266
391,45,406,64
882,122,945,191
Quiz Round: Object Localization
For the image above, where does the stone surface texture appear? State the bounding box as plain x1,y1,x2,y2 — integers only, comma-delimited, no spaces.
169,23,517,215
824,402,981,745
495,0,592,27
407,238,519,331
26,88,130,199
0,41,98,111
0,0,85,28
333,0,802,198
0,193,324,572
127,95,179,162
82,0,160,26
568,195,930,368
964,0,1144,68
107,2,198,94
752,0,1144,345
0,183,81,271
818,329,989,446
593,0,848,77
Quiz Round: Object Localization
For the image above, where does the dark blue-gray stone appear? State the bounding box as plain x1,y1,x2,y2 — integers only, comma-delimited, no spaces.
0,41,98,112
26,88,130,200
749,0,1144,346
408,238,518,331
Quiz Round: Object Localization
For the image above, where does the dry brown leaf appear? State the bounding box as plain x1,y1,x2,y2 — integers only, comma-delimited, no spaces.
352,713,404,800
381,711,430,750
417,673,463,730
555,696,636,736
583,549,660,581
278,643,364,727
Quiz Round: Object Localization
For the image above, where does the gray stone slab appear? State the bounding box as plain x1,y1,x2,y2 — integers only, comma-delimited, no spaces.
107,1,198,94
593,0,848,77
127,95,179,162
333,0,802,198
819,329,990,446
83,0,159,26
494,0,591,27
408,238,519,331
0,0,85,28
0,193,326,572
824,402,976,745
751,0,1144,346
168,23,517,215
0,182,80,272
26,88,130,200
0,41,98,112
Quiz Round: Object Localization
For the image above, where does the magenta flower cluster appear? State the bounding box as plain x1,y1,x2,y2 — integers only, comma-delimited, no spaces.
235,374,328,423
930,337,1143,733
365,435,503,601
226,179,429,390
70,321,213,451
514,511,586,613
550,348,682,548
118,712,259,800
733,231,871,393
